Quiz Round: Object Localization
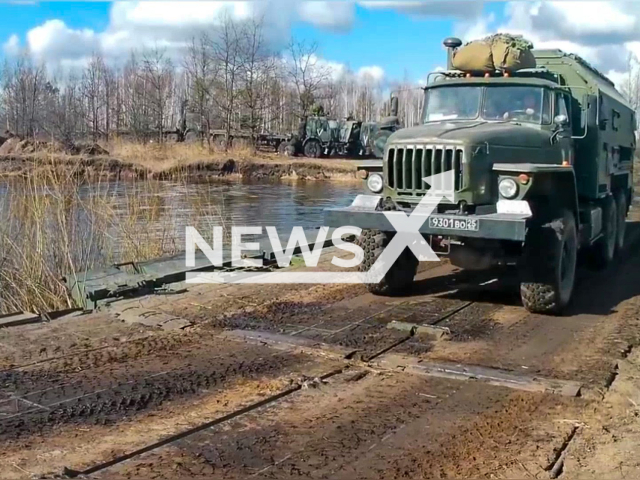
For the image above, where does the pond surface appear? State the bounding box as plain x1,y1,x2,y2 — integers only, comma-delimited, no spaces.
104,177,363,236
0,177,364,266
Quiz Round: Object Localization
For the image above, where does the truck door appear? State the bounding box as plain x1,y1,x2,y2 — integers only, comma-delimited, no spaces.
555,92,573,166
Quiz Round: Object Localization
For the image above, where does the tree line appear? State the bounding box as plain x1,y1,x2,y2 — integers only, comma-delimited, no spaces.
0,13,427,147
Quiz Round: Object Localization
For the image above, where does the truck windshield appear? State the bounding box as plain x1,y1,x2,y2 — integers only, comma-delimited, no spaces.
423,85,550,125
483,86,550,124
424,86,481,122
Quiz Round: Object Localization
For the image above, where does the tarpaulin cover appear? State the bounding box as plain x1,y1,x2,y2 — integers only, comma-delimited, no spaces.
453,34,536,73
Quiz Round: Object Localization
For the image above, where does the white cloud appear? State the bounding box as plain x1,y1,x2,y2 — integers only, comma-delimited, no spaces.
3,34,20,56
297,1,355,32
453,1,640,81
357,65,385,84
454,12,494,42
109,1,252,28
359,1,484,18
315,55,350,81
3,0,358,68
26,19,100,63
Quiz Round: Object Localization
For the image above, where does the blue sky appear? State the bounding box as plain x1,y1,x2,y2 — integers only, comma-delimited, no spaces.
292,2,506,80
0,1,638,87
0,1,505,83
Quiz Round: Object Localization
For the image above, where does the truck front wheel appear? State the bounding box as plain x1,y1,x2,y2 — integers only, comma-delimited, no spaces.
356,229,418,296
520,210,578,315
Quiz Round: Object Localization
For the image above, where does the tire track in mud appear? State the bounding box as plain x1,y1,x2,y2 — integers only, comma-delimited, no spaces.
55,297,487,479
0,329,196,376
99,370,568,480
117,373,443,480
0,344,308,441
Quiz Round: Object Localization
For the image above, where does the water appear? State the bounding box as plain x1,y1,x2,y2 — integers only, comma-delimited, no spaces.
104,177,362,236
0,177,363,265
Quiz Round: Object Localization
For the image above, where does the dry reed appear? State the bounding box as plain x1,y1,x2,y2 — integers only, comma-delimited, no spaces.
0,159,233,314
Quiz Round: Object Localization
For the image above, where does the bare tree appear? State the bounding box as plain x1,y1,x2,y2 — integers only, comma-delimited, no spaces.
184,34,215,145
211,11,243,149
122,53,148,139
140,47,174,143
1,55,47,138
82,53,107,142
238,16,277,149
620,52,640,130
286,38,331,117
2,26,405,148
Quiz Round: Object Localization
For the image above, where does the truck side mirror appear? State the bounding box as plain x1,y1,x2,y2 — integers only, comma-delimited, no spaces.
554,115,569,127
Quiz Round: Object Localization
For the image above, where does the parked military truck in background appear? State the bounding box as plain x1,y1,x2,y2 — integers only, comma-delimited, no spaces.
284,116,362,158
285,98,400,159
362,96,402,158
161,100,290,151
210,129,290,152
324,35,636,315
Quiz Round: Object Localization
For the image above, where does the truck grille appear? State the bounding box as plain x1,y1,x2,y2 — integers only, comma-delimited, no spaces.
386,145,464,196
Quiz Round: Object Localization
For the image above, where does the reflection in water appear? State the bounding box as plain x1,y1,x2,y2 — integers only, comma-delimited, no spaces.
0,176,362,313
2,177,363,261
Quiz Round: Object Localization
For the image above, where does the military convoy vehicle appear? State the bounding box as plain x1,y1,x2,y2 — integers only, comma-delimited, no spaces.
324,36,636,314
160,100,289,151
362,96,402,158
285,101,401,159
284,116,363,158
210,129,289,152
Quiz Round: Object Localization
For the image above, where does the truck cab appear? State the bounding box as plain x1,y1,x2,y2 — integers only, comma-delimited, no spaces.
324,38,635,315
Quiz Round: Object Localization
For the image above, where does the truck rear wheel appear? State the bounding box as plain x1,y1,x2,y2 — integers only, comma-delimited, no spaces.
184,131,198,144
615,190,627,253
520,210,577,315
356,229,418,296
303,139,322,158
590,195,617,269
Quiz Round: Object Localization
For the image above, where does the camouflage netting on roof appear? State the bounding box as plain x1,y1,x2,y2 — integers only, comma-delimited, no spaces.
452,33,536,73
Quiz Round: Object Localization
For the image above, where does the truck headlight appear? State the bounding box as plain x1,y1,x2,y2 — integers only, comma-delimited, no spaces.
367,173,384,193
498,178,518,199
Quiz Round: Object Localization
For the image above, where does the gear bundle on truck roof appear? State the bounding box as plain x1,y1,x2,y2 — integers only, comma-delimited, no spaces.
324,34,636,314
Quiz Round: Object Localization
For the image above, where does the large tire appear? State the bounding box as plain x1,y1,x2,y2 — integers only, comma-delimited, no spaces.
614,190,627,254
356,229,418,296
303,139,322,158
184,131,198,144
520,210,578,315
213,135,226,150
165,133,179,143
590,195,617,269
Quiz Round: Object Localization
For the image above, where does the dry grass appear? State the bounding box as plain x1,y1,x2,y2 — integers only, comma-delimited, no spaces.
106,139,361,171
106,138,273,171
0,160,230,315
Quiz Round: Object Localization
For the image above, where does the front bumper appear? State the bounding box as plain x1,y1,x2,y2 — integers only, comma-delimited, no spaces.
324,195,531,242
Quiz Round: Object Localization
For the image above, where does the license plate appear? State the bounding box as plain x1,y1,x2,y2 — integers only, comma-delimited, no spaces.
428,216,479,231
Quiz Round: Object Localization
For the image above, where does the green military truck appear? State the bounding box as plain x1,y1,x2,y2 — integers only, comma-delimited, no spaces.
324,36,636,314
285,116,366,158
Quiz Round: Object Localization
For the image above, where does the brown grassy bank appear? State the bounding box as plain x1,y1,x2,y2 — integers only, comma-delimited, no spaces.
0,142,361,182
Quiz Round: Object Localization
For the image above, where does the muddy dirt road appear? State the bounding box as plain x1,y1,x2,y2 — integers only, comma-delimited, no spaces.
2,216,640,478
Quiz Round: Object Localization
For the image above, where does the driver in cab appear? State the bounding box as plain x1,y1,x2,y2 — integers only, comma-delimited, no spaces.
503,92,541,122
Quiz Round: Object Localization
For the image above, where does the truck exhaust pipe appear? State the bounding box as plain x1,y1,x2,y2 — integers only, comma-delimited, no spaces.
443,37,462,70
